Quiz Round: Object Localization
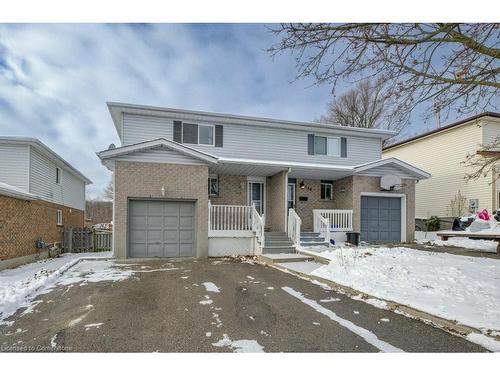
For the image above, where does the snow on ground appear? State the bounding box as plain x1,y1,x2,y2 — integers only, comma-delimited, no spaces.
415,231,498,253
282,286,403,353
212,334,264,353
202,282,220,293
310,246,500,336
0,252,111,325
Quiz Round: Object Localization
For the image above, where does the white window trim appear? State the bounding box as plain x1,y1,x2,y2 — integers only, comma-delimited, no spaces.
56,167,62,184
198,124,215,146
320,182,333,200
327,136,341,157
56,209,63,226
208,174,219,197
360,192,407,243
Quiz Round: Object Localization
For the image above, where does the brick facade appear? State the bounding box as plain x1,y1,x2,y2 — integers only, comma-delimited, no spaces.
294,179,338,231
113,161,209,259
266,171,287,232
209,175,247,206
0,195,84,261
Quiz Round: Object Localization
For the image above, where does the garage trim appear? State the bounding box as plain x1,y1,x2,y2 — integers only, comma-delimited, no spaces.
360,192,406,242
126,197,198,258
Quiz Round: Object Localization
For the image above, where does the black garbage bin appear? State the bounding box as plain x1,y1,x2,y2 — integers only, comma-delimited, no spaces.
346,232,360,246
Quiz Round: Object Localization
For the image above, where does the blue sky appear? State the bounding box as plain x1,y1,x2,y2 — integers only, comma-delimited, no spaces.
0,24,475,198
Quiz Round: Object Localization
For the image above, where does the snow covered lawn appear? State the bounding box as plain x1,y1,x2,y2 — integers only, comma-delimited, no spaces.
415,231,499,253
309,246,500,337
0,252,111,325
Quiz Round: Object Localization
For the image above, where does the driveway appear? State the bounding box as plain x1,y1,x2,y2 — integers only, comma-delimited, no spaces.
0,258,486,352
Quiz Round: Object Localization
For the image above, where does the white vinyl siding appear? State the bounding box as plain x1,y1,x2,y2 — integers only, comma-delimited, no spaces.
356,164,420,179
481,119,500,148
121,113,381,166
0,144,30,191
383,121,494,218
30,147,85,210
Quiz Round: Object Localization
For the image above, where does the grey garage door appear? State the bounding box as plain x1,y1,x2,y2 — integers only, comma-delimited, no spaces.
128,200,195,258
360,196,401,243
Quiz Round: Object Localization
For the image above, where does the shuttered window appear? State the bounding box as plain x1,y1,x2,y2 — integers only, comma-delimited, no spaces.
308,134,347,157
314,136,327,155
182,123,198,144
174,121,223,147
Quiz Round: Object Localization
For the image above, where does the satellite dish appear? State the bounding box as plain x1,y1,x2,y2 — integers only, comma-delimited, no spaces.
108,143,116,150
381,174,402,191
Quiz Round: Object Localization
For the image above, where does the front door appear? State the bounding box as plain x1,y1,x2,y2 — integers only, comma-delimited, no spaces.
287,183,296,209
248,182,264,215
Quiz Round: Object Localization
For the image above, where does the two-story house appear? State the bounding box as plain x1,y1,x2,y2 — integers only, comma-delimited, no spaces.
98,102,429,259
0,137,91,269
383,113,500,227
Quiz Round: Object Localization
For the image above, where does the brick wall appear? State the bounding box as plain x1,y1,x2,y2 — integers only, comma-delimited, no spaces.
0,195,84,261
266,171,287,232
294,179,337,231
113,161,209,258
209,175,247,206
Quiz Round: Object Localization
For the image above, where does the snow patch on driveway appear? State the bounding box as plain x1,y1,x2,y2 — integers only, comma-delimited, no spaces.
202,282,220,293
212,334,264,353
282,286,403,353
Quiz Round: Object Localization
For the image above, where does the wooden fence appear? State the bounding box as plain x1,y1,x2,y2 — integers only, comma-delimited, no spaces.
61,228,112,253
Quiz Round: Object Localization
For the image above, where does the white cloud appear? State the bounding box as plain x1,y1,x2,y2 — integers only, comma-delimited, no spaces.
0,24,334,198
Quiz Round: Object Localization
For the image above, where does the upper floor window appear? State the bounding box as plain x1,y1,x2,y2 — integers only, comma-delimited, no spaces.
308,134,347,157
175,121,221,147
56,167,61,184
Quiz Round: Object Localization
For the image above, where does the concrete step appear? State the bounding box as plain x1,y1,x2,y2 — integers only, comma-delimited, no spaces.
259,253,314,264
264,232,288,237
300,236,325,242
264,240,294,246
301,241,330,247
262,246,296,254
300,232,322,238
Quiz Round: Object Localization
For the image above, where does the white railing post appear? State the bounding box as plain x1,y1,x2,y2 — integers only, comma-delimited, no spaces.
287,208,301,248
208,200,212,233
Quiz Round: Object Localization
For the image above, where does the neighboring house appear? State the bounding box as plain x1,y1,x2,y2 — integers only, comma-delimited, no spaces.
383,113,500,227
98,102,429,259
0,137,92,268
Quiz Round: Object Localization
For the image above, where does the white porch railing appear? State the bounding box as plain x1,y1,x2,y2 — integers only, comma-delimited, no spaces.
208,202,265,252
287,208,302,247
316,214,331,245
251,205,265,253
313,209,353,232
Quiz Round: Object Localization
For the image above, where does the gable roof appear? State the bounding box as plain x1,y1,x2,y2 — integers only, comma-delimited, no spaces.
0,136,92,184
354,157,431,179
383,112,500,151
97,138,219,164
107,102,398,141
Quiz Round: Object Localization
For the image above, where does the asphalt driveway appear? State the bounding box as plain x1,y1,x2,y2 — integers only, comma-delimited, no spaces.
0,258,486,352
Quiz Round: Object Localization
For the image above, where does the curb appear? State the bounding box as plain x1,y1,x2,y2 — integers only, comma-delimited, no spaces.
264,259,498,343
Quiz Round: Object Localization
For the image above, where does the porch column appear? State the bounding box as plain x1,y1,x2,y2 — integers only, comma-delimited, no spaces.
265,170,288,232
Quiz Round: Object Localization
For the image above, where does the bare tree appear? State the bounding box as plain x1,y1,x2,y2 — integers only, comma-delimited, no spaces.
319,79,393,129
102,177,113,201
269,23,499,129
463,135,500,182
447,190,468,217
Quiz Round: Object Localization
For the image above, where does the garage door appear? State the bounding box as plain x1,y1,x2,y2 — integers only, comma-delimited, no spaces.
129,200,195,258
360,196,401,243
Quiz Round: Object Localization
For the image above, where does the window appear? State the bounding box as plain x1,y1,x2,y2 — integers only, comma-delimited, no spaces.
56,167,61,184
56,209,63,225
320,181,333,200
208,175,219,196
327,137,340,156
199,125,214,145
182,123,198,144
314,136,327,155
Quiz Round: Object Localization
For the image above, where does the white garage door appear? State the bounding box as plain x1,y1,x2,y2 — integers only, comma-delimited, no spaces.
128,200,195,258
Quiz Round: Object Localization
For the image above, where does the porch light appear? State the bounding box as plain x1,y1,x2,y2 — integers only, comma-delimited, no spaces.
299,181,305,189
161,186,165,196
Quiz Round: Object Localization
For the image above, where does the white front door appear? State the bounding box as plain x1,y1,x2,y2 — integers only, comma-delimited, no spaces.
248,182,265,215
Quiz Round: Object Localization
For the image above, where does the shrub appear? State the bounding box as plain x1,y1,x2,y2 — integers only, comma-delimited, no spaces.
425,216,441,231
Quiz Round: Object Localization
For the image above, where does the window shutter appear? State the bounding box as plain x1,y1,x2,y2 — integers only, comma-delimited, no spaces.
215,125,223,147
340,137,347,158
173,121,182,143
308,134,315,155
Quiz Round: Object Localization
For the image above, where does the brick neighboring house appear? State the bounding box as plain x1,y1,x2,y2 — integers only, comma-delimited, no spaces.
0,137,92,269
98,102,429,259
